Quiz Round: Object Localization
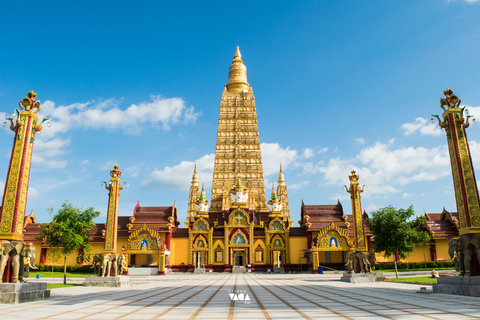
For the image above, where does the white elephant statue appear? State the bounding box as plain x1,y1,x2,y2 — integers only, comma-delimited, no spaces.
0,241,37,283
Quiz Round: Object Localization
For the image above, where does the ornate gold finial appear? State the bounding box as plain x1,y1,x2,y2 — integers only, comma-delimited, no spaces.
234,46,242,60
191,164,199,186
110,165,122,178
226,46,249,92
348,170,359,183
278,164,286,185
440,88,461,111
19,91,41,114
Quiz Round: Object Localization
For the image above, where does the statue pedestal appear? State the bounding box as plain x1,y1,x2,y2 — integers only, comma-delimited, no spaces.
433,276,480,297
0,282,50,304
340,272,385,283
84,276,130,287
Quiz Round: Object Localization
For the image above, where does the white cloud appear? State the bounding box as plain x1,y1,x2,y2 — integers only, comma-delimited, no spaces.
124,163,144,178
401,117,442,136
38,95,200,139
448,0,479,3
261,143,298,176
302,148,314,159
289,181,310,190
365,203,380,212
101,161,119,171
355,137,366,144
142,154,214,191
28,187,39,197
315,141,451,197
81,159,89,164
32,138,71,169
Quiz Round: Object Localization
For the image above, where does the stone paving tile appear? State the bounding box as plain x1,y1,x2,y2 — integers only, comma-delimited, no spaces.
4,274,480,320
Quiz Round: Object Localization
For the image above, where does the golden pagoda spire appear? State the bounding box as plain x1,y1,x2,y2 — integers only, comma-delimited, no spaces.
278,164,285,186
226,46,250,92
192,164,199,187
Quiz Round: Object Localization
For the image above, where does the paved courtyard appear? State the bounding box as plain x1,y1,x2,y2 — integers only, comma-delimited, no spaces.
2,273,480,320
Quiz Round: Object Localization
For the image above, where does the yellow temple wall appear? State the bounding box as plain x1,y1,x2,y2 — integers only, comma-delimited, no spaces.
406,245,430,263
288,236,308,264
435,239,449,260
170,237,189,265
374,239,451,263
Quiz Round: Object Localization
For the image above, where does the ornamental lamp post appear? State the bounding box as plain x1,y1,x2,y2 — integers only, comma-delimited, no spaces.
0,91,49,283
432,88,480,276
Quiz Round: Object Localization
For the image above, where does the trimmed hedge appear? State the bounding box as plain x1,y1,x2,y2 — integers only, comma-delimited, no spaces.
374,260,455,270
35,264,94,273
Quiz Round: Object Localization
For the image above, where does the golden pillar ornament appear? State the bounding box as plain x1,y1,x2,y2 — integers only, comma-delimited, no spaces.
433,89,480,234
433,89,480,276
0,91,49,241
345,170,366,251
102,165,128,253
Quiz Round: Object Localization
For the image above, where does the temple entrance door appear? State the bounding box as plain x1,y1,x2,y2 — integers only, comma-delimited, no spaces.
195,252,206,268
272,250,283,267
233,250,245,266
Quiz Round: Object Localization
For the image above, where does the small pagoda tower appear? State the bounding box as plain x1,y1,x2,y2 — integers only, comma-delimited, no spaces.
187,165,200,222
268,183,283,219
433,89,480,276
230,178,249,208
195,184,210,219
276,165,291,221
345,170,367,252
0,91,49,283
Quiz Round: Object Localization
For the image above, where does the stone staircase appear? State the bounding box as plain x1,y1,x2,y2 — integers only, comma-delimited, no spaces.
232,266,246,274
193,267,205,274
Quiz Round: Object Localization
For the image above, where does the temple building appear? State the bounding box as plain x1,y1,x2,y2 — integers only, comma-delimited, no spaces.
20,48,456,273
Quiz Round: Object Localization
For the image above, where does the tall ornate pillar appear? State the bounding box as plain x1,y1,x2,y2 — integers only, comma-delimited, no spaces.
0,91,48,283
102,165,127,253
345,170,367,251
433,88,480,276
0,92,48,242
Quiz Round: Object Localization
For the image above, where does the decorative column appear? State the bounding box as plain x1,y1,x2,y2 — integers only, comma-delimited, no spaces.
0,92,49,283
0,91,48,242
102,165,127,253
345,170,367,251
433,89,480,276
433,89,480,233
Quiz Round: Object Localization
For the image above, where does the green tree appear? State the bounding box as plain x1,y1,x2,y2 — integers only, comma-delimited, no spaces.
47,248,62,275
366,205,430,278
37,202,100,284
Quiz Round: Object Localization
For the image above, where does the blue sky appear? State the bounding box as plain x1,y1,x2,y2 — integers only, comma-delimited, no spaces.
1,0,480,223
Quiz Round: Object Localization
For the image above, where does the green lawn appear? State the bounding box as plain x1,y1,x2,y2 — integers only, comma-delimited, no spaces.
31,271,93,279
47,284,82,289
387,276,438,284
374,267,454,273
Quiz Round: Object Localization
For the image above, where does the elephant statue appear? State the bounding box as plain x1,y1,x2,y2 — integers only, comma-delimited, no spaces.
91,253,104,276
117,254,127,275
21,243,38,279
448,234,480,277
105,253,120,277
0,241,37,283
345,251,373,273
345,252,365,272
100,254,110,277
362,252,376,273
